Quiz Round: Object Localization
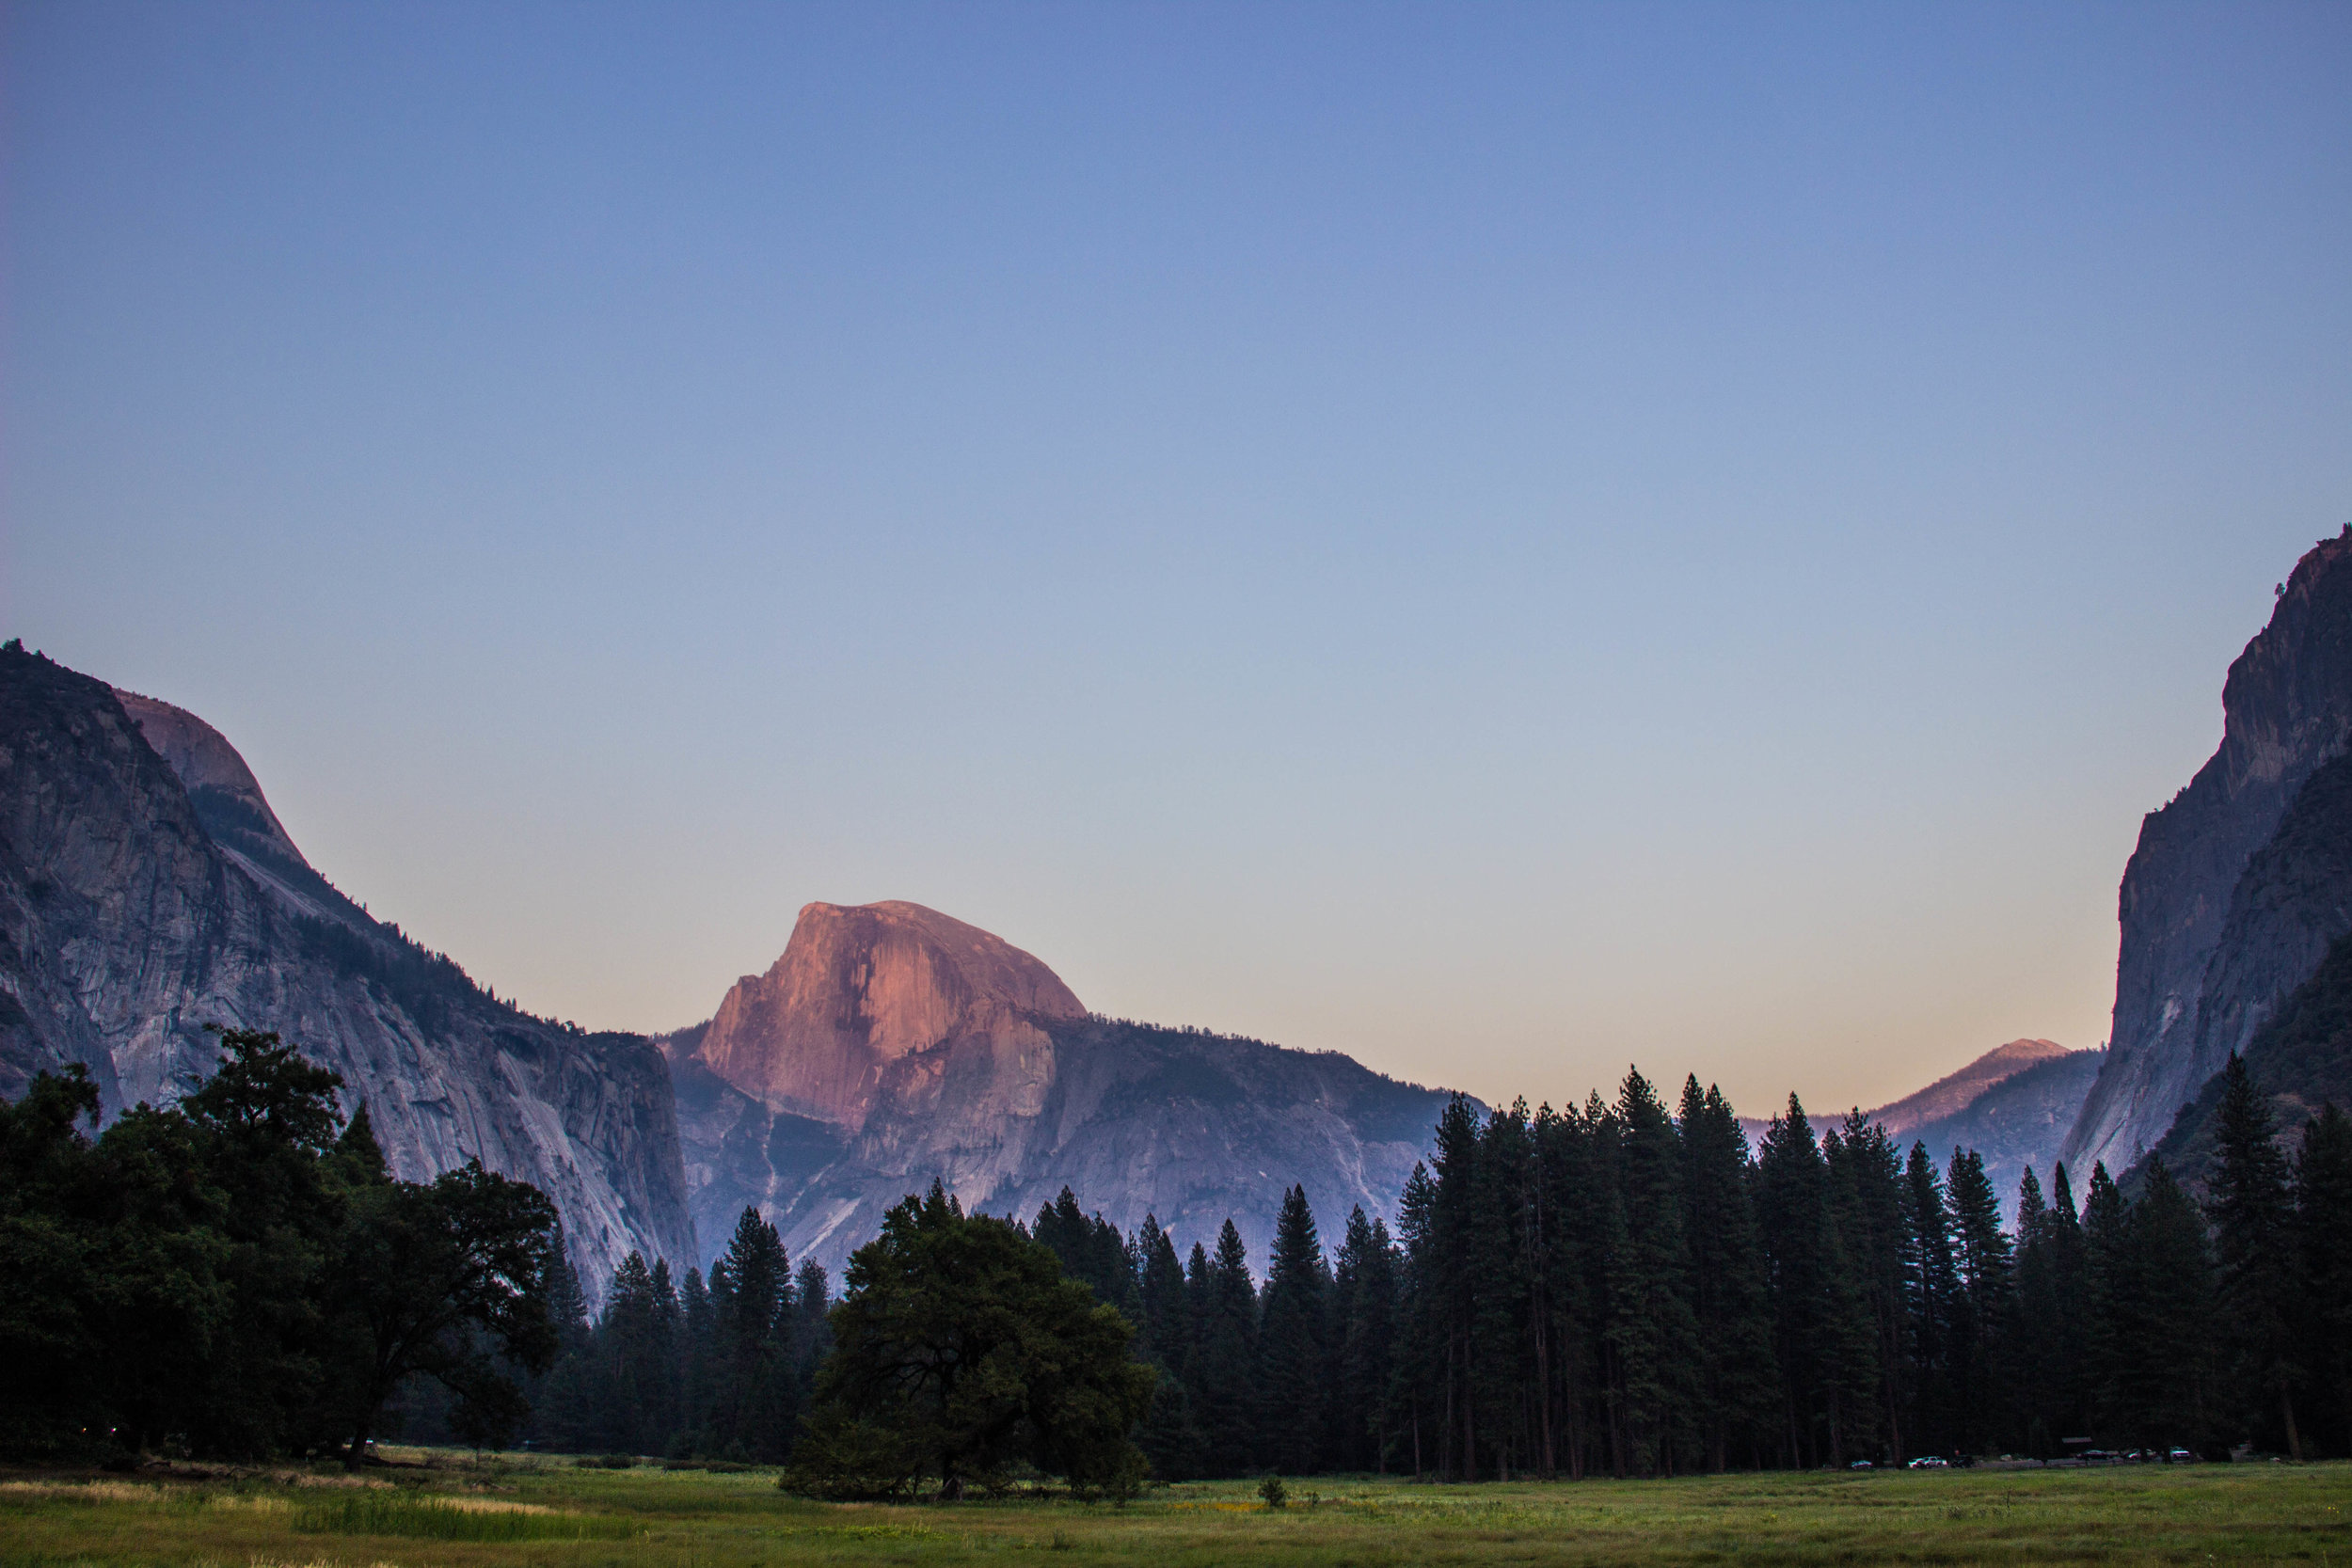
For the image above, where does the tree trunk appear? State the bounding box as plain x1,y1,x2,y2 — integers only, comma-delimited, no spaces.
344,1410,375,1471
1457,1324,1477,1484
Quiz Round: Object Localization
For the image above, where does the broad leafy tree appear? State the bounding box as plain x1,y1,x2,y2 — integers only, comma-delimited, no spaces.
784,1182,1154,1498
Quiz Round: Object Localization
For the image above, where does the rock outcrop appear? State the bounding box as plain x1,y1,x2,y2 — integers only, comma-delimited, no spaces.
2064,529,2352,1176
662,900,1461,1275
693,900,1086,1129
0,646,695,1299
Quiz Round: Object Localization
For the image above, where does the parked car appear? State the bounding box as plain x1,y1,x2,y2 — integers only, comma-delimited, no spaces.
2167,1449,2194,1463
1848,1460,1874,1469
1906,1456,1948,1469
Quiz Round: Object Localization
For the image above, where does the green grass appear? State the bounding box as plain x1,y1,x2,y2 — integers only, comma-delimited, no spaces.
289,1493,639,1542
1,1454,2346,1566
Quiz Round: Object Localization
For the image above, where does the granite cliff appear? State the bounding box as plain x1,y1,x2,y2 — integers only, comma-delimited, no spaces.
2064,528,2352,1176
0,645,694,1298
661,899,1461,1275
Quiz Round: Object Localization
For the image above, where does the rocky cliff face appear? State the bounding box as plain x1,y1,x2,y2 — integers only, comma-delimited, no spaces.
0,647,694,1299
2064,529,2352,1175
662,900,1460,1275
694,900,1086,1129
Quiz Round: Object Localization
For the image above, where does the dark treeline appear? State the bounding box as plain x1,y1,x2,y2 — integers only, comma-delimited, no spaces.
514,1207,834,1462
10,1037,2348,1480
1029,1060,2352,1478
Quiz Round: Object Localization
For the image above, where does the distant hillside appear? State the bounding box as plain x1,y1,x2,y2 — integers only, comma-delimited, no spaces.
1871,1046,2104,1214
1869,1039,2077,1136
1736,1039,2102,1215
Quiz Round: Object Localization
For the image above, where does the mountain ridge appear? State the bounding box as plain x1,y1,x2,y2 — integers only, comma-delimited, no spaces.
0,646,695,1299
661,899,1469,1275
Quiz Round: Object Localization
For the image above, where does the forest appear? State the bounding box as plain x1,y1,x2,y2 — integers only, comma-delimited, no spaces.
6,1037,2348,1480
527,1060,2350,1478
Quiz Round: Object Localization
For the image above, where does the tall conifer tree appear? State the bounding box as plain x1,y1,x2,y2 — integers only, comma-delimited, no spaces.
1677,1078,1777,1471
1258,1186,1331,1473
1606,1070,1698,1475
1189,1220,1259,1473
2207,1053,2303,1457
1947,1148,2013,1452
1332,1206,1399,1471
2294,1104,2352,1456
1901,1143,1962,1455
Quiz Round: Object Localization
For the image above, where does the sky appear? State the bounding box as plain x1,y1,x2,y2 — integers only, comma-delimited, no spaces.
5,1,2349,1117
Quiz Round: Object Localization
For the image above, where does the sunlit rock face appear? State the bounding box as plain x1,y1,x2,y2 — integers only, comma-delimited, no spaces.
661,901,1461,1277
2064,529,2352,1177
691,900,1086,1131
0,649,695,1302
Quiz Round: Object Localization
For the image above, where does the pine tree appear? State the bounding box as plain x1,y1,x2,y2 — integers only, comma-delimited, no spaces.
1811,1126,1883,1466
2293,1104,2352,1457
334,1102,389,1185
1425,1094,1489,1479
1135,1217,1189,1369
1190,1220,1259,1474
1034,1187,1141,1319
1538,1099,1611,1480
1387,1163,1443,1481
1522,1102,1572,1479
2042,1163,2090,1438
2206,1053,2302,1457
700,1208,795,1460
1677,1079,1778,1471
647,1259,683,1446
1826,1114,1905,1463
678,1266,715,1454
1900,1142,1962,1456
793,1257,834,1406
2079,1162,2130,1441
1606,1069,1699,1475
1257,1186,1331,1474
528,1230,597,1451
1130,1216,1204,1480
2123,1159,2219,1451
597,1253,665,1454
1756,1097,1843,1467
2010,1168,2065,1456
1947,1148,2013,1453
1332,1206,1399,1471
1467,1101,1535,1481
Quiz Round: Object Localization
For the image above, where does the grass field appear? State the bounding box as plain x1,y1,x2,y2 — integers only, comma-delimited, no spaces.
3,1453,2345,1566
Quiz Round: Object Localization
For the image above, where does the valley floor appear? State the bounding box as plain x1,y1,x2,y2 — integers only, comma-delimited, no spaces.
3,1452,2345,1567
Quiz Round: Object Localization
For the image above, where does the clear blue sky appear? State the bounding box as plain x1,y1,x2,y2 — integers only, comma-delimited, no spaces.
6,1,2348,1116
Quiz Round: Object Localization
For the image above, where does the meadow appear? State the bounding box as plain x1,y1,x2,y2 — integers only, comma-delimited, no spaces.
2,1454,2346,1568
